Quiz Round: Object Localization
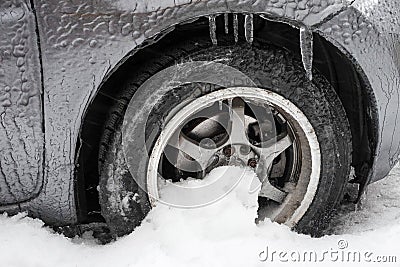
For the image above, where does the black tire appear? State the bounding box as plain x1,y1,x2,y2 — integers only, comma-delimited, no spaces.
98,36,352,237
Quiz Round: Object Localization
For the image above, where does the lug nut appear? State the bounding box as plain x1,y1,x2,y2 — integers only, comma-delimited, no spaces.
248,158,257,168
211,155,219,165
223,146,235,157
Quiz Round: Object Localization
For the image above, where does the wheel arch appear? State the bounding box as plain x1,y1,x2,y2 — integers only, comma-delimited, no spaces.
73,12,379,223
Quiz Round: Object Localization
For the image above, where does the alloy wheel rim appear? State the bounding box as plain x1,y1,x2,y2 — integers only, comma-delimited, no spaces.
146,87,321,226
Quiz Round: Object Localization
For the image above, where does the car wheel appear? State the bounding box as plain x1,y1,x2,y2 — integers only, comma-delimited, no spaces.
98,37,352,237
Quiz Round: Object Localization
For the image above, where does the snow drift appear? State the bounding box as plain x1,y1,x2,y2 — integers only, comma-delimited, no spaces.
1,165,400,267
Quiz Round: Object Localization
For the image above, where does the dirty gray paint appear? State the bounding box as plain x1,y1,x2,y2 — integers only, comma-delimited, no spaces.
0,0,398,225
0,0,43,205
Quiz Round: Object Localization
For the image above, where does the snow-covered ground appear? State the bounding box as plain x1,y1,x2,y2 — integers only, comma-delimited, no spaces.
1,165,400,267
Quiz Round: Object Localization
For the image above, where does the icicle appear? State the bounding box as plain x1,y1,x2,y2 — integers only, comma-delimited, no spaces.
209,15,217,45
228,98,233,117
244,14,253,44
224,14,229,34
299,26,313,81
233,14,239,43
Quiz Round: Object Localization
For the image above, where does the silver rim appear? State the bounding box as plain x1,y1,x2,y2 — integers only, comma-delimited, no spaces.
147,87,321,226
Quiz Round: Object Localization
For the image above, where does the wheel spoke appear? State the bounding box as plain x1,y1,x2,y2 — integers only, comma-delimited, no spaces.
252,130,293,203
253,131,293,159
268,133,293,155
166,131,218,171
180,135,217,161
258,180,288,203
229,97,249,144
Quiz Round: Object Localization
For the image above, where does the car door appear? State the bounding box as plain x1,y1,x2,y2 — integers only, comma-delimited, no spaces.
0,0,43,205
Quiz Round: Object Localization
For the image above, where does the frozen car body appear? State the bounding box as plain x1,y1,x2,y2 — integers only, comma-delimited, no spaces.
0,0,399,226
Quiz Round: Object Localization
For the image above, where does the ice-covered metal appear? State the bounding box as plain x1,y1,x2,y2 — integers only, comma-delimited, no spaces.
0,0,398,226
317,4,400,184
0,0,43,206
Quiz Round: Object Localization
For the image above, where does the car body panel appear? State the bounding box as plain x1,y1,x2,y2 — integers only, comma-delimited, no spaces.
353,0,400,35
0,0,399,225
0,0,43,205
318,0,400,184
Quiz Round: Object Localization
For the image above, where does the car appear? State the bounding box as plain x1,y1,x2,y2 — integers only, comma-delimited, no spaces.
0,0,399,238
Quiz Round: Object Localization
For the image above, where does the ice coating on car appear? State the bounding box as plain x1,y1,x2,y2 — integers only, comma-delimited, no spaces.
0,0,43,206
317,6,400,184
0,0,398,228
353,0,400,34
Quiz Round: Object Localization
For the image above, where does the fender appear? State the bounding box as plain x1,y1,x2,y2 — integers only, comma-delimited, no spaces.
317,0,400,188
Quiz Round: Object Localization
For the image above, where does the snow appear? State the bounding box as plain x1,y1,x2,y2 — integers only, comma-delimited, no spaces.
1,165,400,267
